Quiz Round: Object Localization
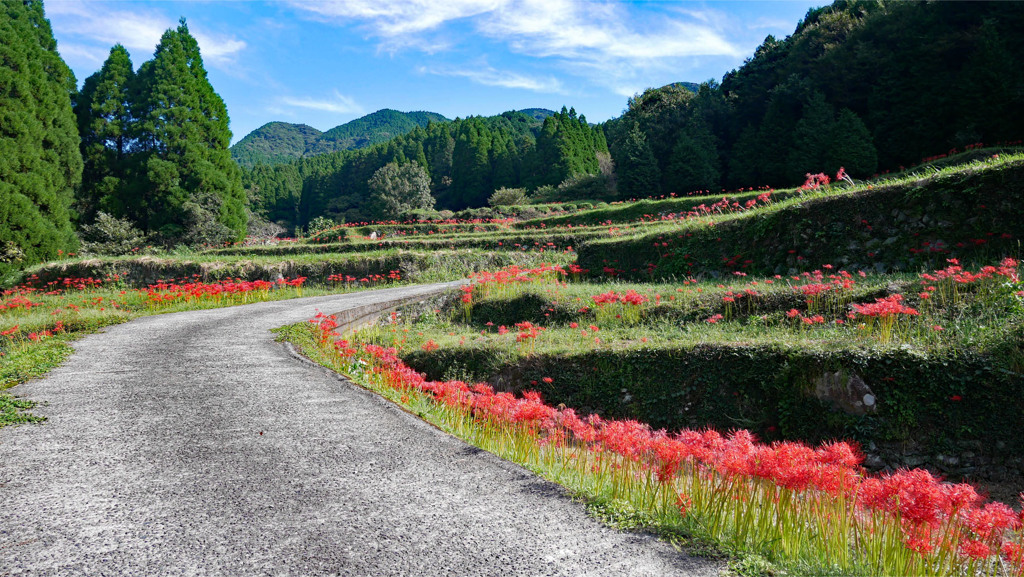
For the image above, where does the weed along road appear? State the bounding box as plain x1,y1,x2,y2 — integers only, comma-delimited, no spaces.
0,283,719,576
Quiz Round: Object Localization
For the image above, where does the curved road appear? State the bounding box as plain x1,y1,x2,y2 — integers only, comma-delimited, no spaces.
0,283,720,576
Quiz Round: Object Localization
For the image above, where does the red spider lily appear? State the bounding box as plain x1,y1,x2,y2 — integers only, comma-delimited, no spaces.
801,172,831,190
851,294,919,318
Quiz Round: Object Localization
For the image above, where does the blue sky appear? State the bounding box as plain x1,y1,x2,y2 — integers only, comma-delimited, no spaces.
46,0,825,144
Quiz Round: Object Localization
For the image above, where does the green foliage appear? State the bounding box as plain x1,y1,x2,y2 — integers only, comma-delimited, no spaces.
0,394,45,428
304,215,338,238
0,0,82,278
133,20,246,243
230,122,323,168
488,187,528,206
245,106,606,228
75,20,246,246
367,162,435,220
230,110,451,168
615,124,661,197
721,1,1024,181
311,110,448,156
665,117,720,194
604,2,1024,191
75,44,135,223
787,92,835,181
553,174,613,202
827,109,877,178
78,211,148,256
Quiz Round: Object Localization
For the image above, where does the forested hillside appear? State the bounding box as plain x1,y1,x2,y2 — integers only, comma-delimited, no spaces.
3,0,1024,272
230,123,324,168
230,110,450,168
607,1,1024,195
244,108,607,229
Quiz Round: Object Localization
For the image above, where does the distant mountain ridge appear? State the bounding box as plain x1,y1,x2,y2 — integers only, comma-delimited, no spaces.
231,109,449,168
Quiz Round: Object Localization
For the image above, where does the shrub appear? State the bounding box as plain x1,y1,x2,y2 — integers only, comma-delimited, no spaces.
78,212,148,256
488,187,528,207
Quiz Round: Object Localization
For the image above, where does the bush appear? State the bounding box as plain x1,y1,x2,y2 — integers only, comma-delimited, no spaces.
530,185,558,203
305,216,337,237
557,174,613,201
78,212,148,256
488,187,528,206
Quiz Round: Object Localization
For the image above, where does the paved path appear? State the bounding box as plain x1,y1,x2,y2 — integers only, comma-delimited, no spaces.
0,283,721,576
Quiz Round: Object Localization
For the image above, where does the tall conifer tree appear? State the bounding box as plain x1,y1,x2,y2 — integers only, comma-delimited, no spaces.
0,0,81,275
132,19,246,242
75,44,135,223
616,124,661,197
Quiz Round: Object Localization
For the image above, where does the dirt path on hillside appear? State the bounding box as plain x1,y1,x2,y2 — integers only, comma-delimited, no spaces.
0,283,720,576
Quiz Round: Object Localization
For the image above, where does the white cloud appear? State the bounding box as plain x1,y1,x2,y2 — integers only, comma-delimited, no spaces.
287,0,743,94
289,0,504,36
192,32,247,66
420,64,564,93
54,42,107,66
280,91,365,115
46,1,246,69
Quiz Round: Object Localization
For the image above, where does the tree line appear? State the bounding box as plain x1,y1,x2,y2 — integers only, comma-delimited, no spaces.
3,0,1023,275
2,2,241,277
74,21,244,244
243,108,609,229
607,0,1024,196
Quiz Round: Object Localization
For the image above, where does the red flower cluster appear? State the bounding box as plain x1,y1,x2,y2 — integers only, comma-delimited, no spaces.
801,173,831,190
327,270,402,284
310,315,1024,574
921,258,1020,285
851,294,920,318
514,321,544,343
591,289,649,306
142,277,305,305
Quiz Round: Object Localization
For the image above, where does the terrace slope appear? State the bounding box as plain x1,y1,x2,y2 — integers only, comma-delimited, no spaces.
577,157,1024,279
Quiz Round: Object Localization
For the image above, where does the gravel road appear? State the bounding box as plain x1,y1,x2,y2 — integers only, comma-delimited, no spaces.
0,283,722,576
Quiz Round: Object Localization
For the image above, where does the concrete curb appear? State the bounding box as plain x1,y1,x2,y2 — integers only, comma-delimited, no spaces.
320,281,460,333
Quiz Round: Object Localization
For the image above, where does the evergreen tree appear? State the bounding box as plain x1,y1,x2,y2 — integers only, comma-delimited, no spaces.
826,108,877,178
787,91,835,179
524,116,563,189
132,19,246,242
450,119,492,208
665,117,720,194
727,125,762,188
75,44,135,223
0,0,82,275
960,19,1017,144
616,124,661,197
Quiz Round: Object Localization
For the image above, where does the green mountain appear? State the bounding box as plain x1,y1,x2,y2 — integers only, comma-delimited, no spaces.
516,108,556,122
230,122,323,168
231,109,449,168
667,82,700,93
309,109,448,155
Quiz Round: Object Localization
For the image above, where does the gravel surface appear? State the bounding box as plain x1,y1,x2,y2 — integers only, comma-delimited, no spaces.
0,283,722,576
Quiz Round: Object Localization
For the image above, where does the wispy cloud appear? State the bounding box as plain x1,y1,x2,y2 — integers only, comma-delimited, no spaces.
419,64,564,93
279,91,365,115
46,1,246,70
286,0,743,96
288,0,502,36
